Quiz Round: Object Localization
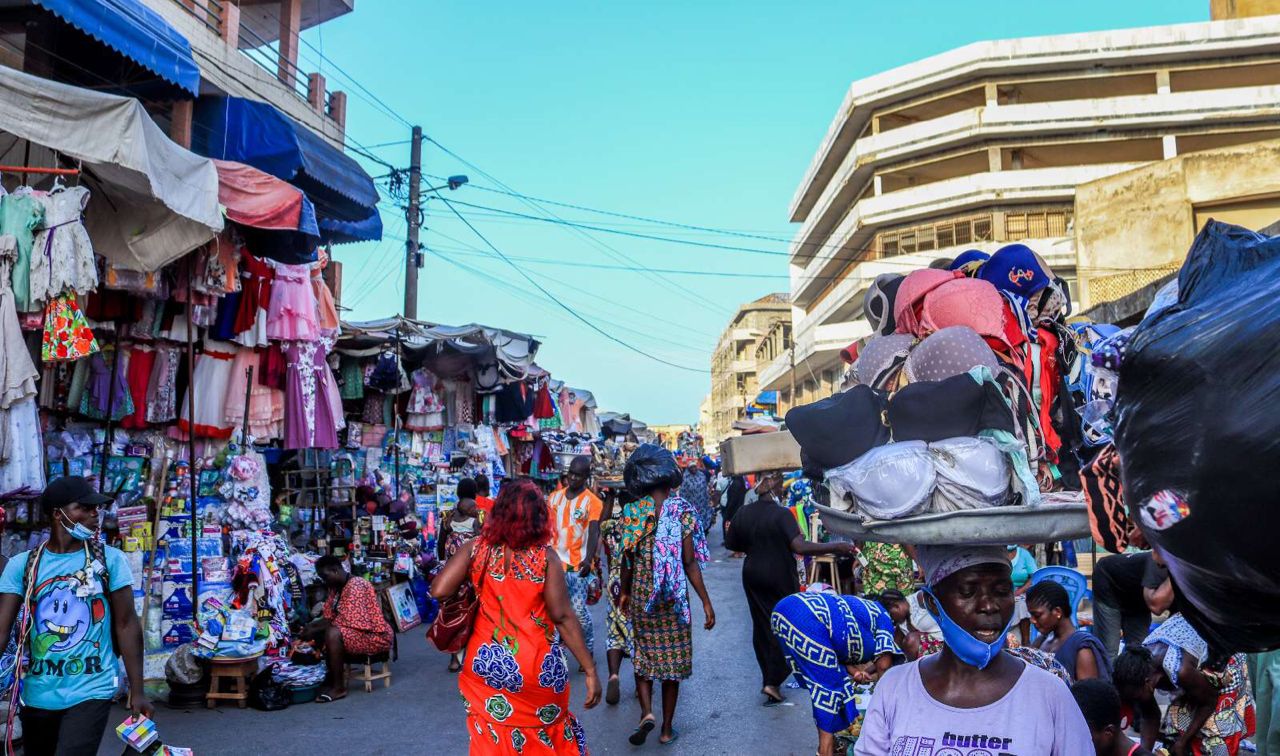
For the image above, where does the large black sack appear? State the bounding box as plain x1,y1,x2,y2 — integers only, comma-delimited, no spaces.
1114,219,1280,654
624,443,682,496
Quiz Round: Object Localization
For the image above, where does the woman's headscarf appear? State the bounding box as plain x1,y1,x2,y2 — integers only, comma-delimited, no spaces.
914,544,1009,587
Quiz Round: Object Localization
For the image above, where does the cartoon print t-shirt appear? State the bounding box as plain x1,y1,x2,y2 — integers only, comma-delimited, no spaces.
0,545,132,709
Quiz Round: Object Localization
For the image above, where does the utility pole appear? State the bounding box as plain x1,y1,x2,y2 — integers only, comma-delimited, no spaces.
404,125,424,319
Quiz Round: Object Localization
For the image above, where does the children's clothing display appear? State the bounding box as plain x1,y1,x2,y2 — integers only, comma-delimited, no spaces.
0,193,43,313
266,262,318,342
224,347,284,442
234,253,272,347
311,251,339,332
283,339,339,450
178,339,238,438
29,186,97,306
41,294,99,361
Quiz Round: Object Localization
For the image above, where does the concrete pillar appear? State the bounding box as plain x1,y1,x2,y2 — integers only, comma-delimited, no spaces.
278,0,302,86
988,146,1002,173
992,211,1007,242
220,0,240,49
308,73,326,113
985,82,998,107
170,100,193,148
871,116,880,135
1156,69,1171,95
328,91,347,129
1163,134,1178,159
873,174,883,196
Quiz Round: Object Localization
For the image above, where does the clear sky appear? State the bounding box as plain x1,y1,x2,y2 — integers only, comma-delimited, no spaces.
310,0,1207,424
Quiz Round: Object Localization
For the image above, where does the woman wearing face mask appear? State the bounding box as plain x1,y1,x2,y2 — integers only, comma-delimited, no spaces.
0,476,151,756
855,545,1091,755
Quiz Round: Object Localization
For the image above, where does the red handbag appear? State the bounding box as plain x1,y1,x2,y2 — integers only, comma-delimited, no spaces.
426,546,487,653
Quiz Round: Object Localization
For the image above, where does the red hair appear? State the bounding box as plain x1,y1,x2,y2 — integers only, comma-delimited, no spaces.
480,478,551,551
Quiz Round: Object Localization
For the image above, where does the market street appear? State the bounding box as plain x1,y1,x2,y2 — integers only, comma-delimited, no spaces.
127,532,816,756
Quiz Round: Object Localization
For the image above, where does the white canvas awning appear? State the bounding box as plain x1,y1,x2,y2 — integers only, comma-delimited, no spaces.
0,65,222,271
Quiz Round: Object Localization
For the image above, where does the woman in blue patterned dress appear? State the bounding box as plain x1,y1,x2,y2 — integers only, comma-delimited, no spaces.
771,590,903,756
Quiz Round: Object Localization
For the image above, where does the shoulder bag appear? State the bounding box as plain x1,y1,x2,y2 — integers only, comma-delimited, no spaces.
426,543,487,653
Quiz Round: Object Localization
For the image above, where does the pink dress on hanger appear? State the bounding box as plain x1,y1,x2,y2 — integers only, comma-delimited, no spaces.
283,337,340,449
266,262,318,341
224,346,284,441
312,250,339,331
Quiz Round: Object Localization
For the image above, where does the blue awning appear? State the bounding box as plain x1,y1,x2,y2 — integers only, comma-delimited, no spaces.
755,391,779,405
33,0,200,95
319,208,383,245
191,97,381,239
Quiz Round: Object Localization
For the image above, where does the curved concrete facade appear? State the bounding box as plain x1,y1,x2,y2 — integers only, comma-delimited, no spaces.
769,14,1280,410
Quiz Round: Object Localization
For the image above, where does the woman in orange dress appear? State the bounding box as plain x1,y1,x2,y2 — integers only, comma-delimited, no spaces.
432,479,602,754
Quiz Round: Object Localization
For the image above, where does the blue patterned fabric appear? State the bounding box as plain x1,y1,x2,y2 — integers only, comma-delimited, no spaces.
564,570,594,653
771,592,900,733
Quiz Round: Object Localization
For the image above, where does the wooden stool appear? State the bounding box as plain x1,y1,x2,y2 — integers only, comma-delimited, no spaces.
205,657,259,709
346,652,392,693
808,555,845,595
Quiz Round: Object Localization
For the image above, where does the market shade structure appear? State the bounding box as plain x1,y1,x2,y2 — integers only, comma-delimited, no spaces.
0,65,222,271
27,0,201,95
337,317,539,377
192,96,383,243
213,159,319,236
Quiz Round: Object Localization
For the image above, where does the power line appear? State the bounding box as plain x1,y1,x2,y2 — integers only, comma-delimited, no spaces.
425,173,799,244
422,136,728,317
429,190,709,373
421,227,722,339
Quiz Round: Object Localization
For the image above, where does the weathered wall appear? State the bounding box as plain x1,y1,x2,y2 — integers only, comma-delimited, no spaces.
1211,0,1280,19
1075,138,1280,309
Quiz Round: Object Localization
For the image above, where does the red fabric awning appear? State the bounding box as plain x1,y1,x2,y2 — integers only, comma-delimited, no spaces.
213,159,316,233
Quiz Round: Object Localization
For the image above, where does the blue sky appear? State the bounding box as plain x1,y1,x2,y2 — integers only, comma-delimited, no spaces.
310,0,1206,424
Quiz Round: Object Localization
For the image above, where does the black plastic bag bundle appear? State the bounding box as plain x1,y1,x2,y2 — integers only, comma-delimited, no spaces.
248,668,291,711
624,443,682,497
1115,220,1280,654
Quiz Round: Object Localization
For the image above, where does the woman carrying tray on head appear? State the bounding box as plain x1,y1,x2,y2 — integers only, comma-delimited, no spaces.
855,545,1092,755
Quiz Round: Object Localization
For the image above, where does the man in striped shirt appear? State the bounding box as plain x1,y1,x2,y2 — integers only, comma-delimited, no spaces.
547,456,603,657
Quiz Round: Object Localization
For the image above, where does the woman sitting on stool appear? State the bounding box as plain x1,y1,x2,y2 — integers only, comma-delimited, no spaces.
306,555,393,703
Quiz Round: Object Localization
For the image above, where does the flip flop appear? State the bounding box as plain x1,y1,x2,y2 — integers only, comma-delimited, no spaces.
606,676,620,706
316,692,346,703
660,730,680,746
628,717,656,746
761,687,785,706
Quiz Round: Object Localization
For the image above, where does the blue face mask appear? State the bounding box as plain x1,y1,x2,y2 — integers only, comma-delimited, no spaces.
923,587,1013,670
58,509,96,541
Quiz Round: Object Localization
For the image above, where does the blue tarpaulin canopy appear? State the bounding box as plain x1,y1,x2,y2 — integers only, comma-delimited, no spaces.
33,0,200,95
755,391,779,405
192,96,382,242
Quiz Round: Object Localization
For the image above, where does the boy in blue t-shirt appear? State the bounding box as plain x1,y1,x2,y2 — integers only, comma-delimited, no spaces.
0,476,151,755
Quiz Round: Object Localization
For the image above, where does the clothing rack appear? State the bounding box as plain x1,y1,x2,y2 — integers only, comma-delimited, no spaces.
0,165,80,176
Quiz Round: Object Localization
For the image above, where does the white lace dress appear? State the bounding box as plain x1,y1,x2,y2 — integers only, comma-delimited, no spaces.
29,186,97,306
0,234,43,493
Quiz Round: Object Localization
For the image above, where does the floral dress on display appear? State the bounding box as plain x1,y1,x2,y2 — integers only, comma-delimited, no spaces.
460,542,589,755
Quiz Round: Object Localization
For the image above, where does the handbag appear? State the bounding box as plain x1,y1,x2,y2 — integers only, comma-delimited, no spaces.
426,544,487,653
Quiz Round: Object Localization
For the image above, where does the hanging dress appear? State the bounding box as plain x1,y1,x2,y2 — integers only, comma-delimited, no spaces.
283,339,339,450
145,344,181,424
266,262,318,342
460,543,589,755
234,253,272,348
41,295,99,361
0,193,44,313
405,368,445,431
311,250,339,331
0,235,42,493
177,339,237,439
78,349,134,421
120,345,156,430
224,346,284,442
29,186,97,308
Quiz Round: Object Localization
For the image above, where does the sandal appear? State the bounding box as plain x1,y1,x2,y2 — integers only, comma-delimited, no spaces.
762,686,785,706
606,676,620,706
448,659,462,673
316,692,346,703
660,729,680,746
628,716,656,746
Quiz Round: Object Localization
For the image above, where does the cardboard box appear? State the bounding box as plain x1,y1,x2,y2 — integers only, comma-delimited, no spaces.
721,431,801,475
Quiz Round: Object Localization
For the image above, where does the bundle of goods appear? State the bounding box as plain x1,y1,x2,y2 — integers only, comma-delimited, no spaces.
785,244,1092,545
1112,220,1280,655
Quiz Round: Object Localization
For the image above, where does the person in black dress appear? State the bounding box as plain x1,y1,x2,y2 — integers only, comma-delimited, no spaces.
724,471,856,705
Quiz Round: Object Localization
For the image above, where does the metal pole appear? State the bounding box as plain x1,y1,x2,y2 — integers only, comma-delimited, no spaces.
184,275,199,624
98,328,121,492
404,125,423,319
241,366,254,443
393,325,402,499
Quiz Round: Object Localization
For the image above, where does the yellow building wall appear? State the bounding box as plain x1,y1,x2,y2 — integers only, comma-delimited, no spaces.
1211,0,1280,19
1074,137,1280,310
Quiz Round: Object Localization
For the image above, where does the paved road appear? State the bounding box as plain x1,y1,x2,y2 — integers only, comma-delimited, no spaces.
111,532,820,755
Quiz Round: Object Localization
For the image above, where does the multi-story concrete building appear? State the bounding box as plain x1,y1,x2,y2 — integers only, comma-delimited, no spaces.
706,294,790,449
762,12,1280,410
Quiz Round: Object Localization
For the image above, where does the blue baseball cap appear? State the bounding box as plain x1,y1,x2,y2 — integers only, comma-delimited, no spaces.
978,244,1050,298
